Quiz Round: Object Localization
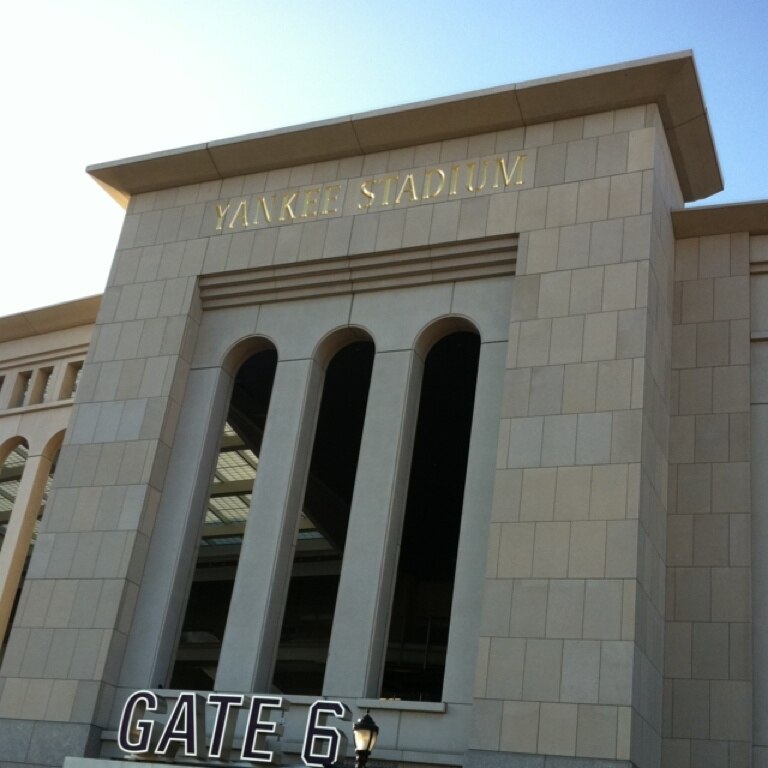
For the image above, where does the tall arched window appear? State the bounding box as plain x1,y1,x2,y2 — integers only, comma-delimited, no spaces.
381,330,480,701
170,347,278,690
0,441,29,553
271,338,374,694
0,439,61,653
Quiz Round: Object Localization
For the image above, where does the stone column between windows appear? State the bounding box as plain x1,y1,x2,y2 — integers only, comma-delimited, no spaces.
117,366,233,690
216,356,324,693
322,348,423,699
443,339,507,705
0,448,52,639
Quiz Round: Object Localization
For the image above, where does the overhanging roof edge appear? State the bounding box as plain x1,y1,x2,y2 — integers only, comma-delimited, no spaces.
86,51,722,203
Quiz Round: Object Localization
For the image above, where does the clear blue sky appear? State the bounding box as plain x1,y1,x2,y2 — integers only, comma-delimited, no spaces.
2,0,766,315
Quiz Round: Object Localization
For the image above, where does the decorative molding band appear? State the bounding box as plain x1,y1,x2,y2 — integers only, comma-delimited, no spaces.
0,344,90,372
199,235,517,310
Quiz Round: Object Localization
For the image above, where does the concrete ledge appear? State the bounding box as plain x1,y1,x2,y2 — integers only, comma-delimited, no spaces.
0,296,100,343
672,200,768,238
88,52,721,204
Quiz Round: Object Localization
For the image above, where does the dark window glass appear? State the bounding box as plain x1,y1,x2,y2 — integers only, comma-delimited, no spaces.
271,340,374,695
170,349,277,691
381,331,480,701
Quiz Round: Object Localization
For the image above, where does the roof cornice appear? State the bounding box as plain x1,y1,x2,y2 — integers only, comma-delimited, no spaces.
672,201,768,238
0,296,101,344
87,51,722,205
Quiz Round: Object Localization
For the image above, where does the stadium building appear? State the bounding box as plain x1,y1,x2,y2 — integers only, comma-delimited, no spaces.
1,51,767,768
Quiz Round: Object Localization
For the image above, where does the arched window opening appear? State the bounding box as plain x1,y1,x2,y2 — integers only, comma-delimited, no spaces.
1,444,60,654
0,442,29,553
170,348,278,691
271,340,374,695
381,331,480,702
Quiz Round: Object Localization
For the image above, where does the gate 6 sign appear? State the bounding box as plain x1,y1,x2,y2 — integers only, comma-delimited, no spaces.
118,690,350,767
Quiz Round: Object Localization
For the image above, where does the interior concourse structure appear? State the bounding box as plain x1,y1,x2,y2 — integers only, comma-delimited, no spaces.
1,51,768,768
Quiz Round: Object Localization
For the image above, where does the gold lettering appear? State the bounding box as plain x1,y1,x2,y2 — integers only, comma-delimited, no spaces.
215,203,231,232
494,154,527,188
449,165,460,196
467,160,491,192
279,192,298,222
300,187,321,219
375,174,399,206
465,162,478,192
252,195,272,225
228,200,249,229
422,168,445,199
395,174,419,205
359,180,375,210
321,184,342,215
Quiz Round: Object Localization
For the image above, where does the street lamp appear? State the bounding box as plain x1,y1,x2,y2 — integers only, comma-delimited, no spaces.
352,713,379,768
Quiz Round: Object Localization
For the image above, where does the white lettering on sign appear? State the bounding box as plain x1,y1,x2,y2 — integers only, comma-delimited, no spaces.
117,691,356,765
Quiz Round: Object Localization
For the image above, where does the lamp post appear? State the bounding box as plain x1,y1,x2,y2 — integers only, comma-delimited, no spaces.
352,713,379,768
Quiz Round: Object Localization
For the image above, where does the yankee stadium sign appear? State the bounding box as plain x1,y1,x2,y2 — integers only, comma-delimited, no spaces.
118,690,352,766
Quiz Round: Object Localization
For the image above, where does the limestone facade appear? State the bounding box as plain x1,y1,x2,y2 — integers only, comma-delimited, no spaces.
0,52,766,768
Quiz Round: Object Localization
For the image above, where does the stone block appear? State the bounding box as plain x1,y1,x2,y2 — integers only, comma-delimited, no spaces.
561,640,600,703
596,359,632,411
498,523,535,578
696,321,729,367
510,579,548,638
692,622,728,680
554,466,591,521
570,266,604,315
565,139,597,182
563,364,598,414
608,173,642,219
692,515,728,567
681,279,714,324
491,469,522,522
568,522,606,578
537,702,577,756
575,412,612,465
528,366,564,416
664,622,692,678
582,312,618,362
604,520,637,579
546,580,585,638
603,263,637,311
591,464,628,520
709,681,751,741
518,319,553,367
480,580,512,637
486,638,526,699
532,522,570,578
521,468,557,521
549,317,585,365
674,567,711,622
576,704,617,759
541,414,578,466
583,580,622,640
711,567,750,621
557,224,591,270
546,184,578,228
539,272,572,319
526,228,559,273
598,641,633,705
507,417,544,469
500,701,539,753
429,200,461,243
523,639,563,701
714,276,749,321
